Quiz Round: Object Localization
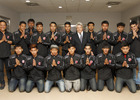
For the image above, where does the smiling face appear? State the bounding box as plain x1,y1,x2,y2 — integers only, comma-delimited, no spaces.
19,23,26,31
68,47,76,55
130,24,138,31
15,46,23,55
50,48,58,56
121,46,130,55
76,25,83,33
50,23,57,32
88,24,94,32
117,26,124,33
0,22,7,32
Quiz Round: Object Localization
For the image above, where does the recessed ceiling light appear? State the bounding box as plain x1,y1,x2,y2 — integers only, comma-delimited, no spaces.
58,6,62,8
26,0,30,3
85,0,90,1
108,5,112,8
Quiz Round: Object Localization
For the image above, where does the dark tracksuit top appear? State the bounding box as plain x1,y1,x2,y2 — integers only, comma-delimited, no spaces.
95,30,114,54
25,55,45,82
0,30,13,58
127,29,140,57
87,31,97,55
95,53,116,80
13,30,30,55
46,31,61,46
81,54,96,80
112,31,128,55
64,54,83,80
115,52,138,79
25,28,37,36
44,55,64,81
61,31,73,52
30,31,50,57
8,54,27,79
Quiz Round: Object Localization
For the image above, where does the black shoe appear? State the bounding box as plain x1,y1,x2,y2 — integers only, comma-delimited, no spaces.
136,84,140,90
0,83,5,90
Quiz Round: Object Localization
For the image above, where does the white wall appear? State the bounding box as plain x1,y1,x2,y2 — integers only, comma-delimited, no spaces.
20,12,121,33
122,4,140,33
0,5,20,32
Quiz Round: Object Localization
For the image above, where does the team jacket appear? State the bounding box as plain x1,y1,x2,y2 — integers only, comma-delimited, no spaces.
64,54,83,80
25,28,37,36
115,52,138,79
112,31,128,55
13,29,30,55
87,31,97,55
0,30,13,58
8,54,27,79
25,55,45,82
95,30,114,54
46,31,61,46
95,53,116,80
81,54,96,79
44,55,64,81
61,31,73,51
127,29,140,57
30,31,49,57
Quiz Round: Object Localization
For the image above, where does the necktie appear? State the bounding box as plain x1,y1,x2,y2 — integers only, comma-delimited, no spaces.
79,33,83,43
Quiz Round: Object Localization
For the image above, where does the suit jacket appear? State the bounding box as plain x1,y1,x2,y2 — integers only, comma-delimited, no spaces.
71,31,90,55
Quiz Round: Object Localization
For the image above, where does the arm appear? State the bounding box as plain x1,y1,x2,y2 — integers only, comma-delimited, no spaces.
44,57,53,71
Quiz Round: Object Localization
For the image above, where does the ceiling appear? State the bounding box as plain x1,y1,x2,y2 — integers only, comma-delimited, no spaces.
0,0,140,13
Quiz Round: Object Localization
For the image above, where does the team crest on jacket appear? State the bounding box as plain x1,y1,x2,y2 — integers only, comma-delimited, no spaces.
109,60,112,63
128,58,132,62
57,61,60,64
43,37,46,40
70,37,72,40
107,35,110,39
22,60,25,63
122,37,125,41
7,35,9,39
38,62,41,65
75,60,78,64
90,60,93,64
55,36,57,39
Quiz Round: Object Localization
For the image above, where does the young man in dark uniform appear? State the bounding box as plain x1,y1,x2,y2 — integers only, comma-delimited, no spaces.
64,44,83,92
44,45,65,93
26,18,37,36
87,22,97,55
30,22,49,57
61,22,73,56
80,43,97,91
115,42,137,93
8,45,27,92
112,22,128,55
13,21,30,55
25,44,45,93
96,43,115,91
95,20,114,54
0,20,13,89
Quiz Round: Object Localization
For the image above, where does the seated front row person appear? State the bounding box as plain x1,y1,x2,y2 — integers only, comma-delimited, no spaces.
64,44,83,92
81,43,97,91
8,45,27,92
115,42,137,93
44,45,65,93
96,43,115,91
25,44,45,93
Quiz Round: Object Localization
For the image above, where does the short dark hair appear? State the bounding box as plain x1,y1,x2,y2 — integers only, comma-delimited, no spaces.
102,42,110,49
50,22,57,26
68,44,75,48
36,22,43,26
130,21,137,26
85,43,92,48
121,41,129,48
0,20,7,26
64,22,71,26
101,20,109,25
29,44,37,50
87,22,95,26
14,45,23,49
117,22,125,27
19,21,26,25
28,18,35,23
